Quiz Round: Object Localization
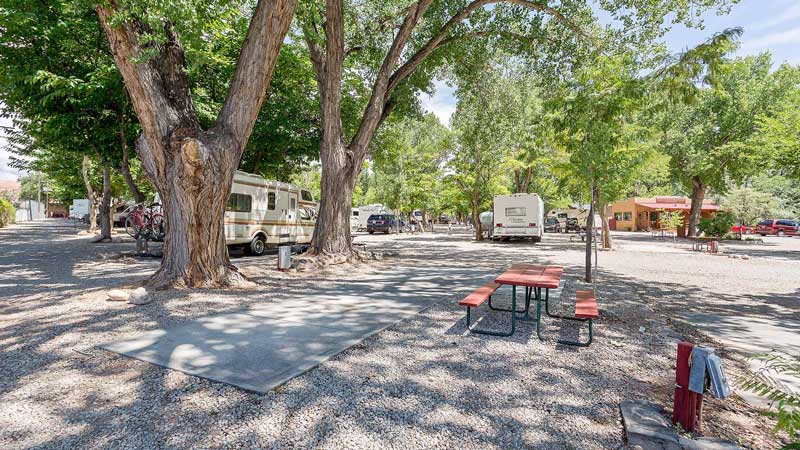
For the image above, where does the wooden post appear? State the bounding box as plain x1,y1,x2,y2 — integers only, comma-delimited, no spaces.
673,341,702,432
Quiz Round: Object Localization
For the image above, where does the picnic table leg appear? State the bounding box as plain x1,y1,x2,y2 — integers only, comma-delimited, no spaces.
466,285,517,337
515,286,536,322
488,286,526,313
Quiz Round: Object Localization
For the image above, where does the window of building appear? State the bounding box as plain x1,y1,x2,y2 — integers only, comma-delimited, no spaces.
614,212,623,221
226,193,252,213
623,212,633,221
267,192,276,210
505,207,526,216
650,211,658,221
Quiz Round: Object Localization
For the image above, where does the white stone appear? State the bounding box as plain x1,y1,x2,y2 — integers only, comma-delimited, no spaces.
128,287,151,305
107,289,129,302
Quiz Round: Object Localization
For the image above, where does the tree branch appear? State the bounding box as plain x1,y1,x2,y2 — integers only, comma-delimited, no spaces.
214,0,298,156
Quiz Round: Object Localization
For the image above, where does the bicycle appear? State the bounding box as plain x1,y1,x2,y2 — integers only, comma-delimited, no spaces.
125,203,166,241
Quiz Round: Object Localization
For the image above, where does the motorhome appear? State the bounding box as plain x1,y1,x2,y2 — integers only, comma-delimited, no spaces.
547,208,590,232
353,204,387,231
492,193,544,242
224,171,318,256
70,199,90,221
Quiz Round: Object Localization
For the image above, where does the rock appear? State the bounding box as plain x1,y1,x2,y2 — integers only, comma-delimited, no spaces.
107,289,130,302
620,401,742,450
128,287,151,305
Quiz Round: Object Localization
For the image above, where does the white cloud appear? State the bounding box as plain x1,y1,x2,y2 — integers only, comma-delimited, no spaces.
748,3,800,32
418,79,457,127
740,25,800,52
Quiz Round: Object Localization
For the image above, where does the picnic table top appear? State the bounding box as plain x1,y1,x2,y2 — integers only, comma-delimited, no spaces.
494,264,563,289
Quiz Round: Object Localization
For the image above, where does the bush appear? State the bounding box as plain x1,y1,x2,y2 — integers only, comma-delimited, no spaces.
0,199,15,228
743,352,800,445
698,211,735,237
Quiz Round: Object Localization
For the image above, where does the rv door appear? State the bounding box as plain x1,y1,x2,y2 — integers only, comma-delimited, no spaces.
282,191,299,243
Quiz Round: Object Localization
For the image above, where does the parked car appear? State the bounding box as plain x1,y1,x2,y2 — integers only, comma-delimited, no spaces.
113,203,135,227
544,217,561,233
367,214,404,234
729,224,753,235
754,219,798,237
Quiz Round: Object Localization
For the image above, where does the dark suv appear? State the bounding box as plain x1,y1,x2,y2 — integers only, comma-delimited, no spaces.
755,219,798,237
367,214,404,234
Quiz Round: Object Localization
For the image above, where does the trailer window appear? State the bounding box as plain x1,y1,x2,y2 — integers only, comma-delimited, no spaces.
290,198,296,210
226,193,252,213
301,190,314,202
268,192,276,210
557,213,568,219
505,207,526,216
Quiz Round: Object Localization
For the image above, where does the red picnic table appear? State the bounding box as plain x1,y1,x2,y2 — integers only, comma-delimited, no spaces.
460,264,599,345
460,264,563,337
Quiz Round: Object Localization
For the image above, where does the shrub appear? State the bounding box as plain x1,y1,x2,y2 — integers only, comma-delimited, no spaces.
743,352,800,446
0,199,15,228
698,211,735,237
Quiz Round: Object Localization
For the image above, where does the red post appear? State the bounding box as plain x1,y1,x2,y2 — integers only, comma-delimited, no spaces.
673,341,701,432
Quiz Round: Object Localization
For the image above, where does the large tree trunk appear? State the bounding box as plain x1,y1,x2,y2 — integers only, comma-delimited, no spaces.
81,155,98,233
310,141,356,255
598,205,612,250
97,0,296,288
98,161,113,241
688,176,705,237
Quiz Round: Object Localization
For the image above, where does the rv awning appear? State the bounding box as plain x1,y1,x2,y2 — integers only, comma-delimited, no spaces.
634,201,720,212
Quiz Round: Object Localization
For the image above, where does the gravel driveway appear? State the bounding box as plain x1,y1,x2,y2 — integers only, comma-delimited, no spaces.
0,220,793,449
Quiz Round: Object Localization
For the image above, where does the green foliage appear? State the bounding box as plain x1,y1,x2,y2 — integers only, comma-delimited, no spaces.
751,87,800,182
368,113,453,213
658,209,684,230
697,211,735,237
0,198,15,227
722,187,779,226
742,352,800,444
750,174,800,220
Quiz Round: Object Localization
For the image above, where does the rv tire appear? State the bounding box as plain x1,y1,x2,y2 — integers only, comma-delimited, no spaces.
532,235,542,243
248,236,267,256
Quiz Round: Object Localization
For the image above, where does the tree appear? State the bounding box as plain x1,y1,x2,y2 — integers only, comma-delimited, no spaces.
450,65,517,241
368,113,452,228
751,87,800,183
722,187,778,233
297,0,734,259
94,0,297,287
655,53,799,236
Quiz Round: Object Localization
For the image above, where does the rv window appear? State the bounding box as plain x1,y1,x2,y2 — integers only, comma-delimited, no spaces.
301,190,314,202
505,207,526,217
268,192,276,210
557,213,568,219
290,198,296,210
226,193,252,213
352,211,359,216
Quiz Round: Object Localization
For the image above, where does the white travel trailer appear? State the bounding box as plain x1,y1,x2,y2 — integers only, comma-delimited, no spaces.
70,199,90,221
492,193,544,242
224,171,318,256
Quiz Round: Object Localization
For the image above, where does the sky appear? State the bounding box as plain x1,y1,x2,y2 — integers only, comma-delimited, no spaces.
2,0,800,181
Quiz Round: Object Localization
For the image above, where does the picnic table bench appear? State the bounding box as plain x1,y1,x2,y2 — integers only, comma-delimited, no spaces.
459,264,599,346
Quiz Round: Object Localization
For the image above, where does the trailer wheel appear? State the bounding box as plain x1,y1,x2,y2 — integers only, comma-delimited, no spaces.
248,236,267,256
532,235,542,243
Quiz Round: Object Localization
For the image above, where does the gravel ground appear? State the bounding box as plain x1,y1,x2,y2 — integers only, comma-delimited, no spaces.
0,220,795,449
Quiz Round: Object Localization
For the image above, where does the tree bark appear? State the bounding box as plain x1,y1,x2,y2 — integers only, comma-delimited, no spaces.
303,0,581,259
688,175,705,237
600,202,612,249
97,0,296,288
471,202,483,241
98,161,113,241
81,155,98,233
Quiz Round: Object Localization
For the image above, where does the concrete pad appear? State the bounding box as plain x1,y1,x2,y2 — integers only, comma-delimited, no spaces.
101,313,375,393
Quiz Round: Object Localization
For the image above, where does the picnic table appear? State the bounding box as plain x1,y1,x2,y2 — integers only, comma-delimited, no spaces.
459,264,599,346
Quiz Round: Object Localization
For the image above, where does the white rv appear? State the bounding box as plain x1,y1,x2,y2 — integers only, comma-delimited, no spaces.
492,193,544,242
224,171,318,256
70,199,90,220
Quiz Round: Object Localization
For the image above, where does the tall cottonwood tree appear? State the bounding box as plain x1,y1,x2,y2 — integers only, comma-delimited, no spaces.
96,0,297,287
298,0,736,258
